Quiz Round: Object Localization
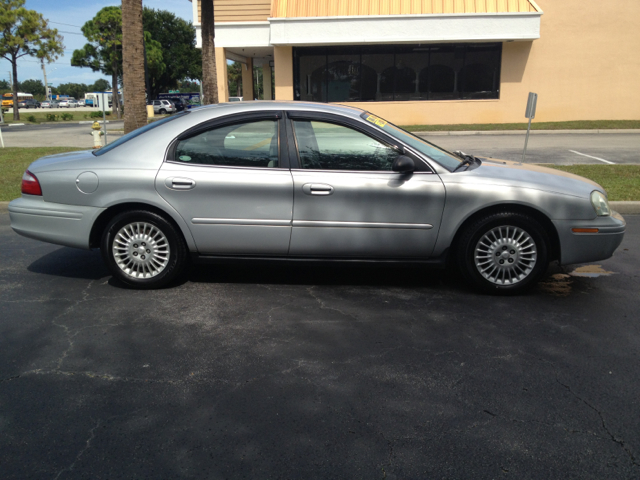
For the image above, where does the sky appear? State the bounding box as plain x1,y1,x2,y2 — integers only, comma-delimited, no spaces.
1,0,195,88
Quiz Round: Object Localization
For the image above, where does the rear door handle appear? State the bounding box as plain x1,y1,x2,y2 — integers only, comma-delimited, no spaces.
302,183,334,196
165,177,196,190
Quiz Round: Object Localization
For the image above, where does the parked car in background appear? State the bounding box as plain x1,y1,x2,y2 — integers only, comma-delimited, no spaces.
150,99,175,115
18,99,40,109
40,101,52,108
8,102,626,293
77,99,85,107
58,98,78,108
166,97,186,112
228,96,243,102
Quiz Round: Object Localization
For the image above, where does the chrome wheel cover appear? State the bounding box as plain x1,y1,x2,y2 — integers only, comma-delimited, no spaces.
474,225,537,285
112,222,170,279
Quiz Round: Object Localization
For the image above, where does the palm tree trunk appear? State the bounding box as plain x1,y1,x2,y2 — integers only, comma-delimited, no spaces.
122,0,148,133
11,58,19,121
201,0,219,105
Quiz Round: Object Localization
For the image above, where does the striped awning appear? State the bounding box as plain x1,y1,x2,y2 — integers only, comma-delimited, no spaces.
270,0,542,18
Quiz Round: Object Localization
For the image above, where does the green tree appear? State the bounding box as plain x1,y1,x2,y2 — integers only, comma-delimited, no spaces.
57,82,89,100
228,62,242,97
142,7,201,99
0,79,10,90
0,0,63,120
90,78,110,91
18,78,45,97
71,6,122,118
178,80,199,93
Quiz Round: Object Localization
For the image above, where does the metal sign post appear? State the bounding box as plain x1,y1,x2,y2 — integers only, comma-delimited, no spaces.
521,92,538,164
0,106,4,147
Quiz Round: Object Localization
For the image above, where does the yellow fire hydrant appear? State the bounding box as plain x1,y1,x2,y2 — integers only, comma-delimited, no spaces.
91,121,103,149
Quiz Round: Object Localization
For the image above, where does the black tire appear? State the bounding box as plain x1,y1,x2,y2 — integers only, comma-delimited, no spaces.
159,108,166,114
456,211,549,295
101,210,188,289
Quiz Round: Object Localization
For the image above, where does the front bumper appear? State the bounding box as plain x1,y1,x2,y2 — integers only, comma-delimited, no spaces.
9,196,105,250
553,211,626,265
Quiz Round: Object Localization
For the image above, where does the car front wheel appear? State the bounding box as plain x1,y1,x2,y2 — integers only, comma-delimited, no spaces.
456,211,549,295
101,210,188,289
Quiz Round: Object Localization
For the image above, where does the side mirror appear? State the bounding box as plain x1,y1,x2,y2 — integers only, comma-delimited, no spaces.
392,155,415,173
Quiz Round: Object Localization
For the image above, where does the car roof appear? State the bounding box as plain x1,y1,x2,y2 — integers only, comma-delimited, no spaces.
186,101,366,122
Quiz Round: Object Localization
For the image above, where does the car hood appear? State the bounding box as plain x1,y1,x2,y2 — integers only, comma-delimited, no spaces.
28,150,98,173
451,157,603,199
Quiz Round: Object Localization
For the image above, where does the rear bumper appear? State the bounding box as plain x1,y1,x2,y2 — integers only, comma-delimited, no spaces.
9,196,105,250
553,211,626,265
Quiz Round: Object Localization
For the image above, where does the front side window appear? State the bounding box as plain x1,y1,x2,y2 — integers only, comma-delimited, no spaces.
293,120,399,171
174,119,279,168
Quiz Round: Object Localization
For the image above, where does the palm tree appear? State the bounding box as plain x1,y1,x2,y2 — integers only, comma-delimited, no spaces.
201,0,219,105
122,0,147,133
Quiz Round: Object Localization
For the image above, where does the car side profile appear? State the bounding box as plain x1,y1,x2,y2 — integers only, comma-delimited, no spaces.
9,102,625,294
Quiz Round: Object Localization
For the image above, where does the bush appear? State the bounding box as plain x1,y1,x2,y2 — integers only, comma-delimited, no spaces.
89,110,111,118
61,113,74,121
27,115,37,123
46,113,58,122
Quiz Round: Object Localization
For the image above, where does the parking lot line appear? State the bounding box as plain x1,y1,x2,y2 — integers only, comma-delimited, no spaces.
569,150,616,164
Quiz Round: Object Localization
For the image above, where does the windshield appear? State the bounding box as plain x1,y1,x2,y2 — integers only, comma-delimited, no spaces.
93,112,189,156
360,112,463,171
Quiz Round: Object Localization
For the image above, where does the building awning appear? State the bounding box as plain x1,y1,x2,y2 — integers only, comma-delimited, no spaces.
270,0,542,18
208,0,542,49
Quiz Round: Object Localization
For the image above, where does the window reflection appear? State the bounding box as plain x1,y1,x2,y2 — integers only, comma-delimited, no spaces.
294,43,501,102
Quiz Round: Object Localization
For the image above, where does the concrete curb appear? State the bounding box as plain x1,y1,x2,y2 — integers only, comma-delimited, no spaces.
415,129,640,136
1,200,639,215
610,201,640,214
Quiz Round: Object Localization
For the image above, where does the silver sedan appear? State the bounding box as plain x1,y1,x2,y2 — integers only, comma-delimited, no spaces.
9,102,626,294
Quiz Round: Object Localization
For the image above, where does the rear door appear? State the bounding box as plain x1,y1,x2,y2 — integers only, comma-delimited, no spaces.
156,111,294,255
286,112,446,258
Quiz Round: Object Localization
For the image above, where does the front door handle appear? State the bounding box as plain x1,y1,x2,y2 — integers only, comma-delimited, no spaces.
165,177,196,190
302,183,334,196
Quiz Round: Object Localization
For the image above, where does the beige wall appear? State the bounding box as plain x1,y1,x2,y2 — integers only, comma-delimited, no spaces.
215,47,229,102
274,46,294,101
198,0,271,23
334,0,640,124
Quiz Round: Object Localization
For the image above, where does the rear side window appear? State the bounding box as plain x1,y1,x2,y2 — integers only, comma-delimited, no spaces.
174,119,279,168
93,113,188,156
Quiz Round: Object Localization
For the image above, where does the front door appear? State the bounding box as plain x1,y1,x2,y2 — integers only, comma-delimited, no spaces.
287,115,446,258
156,114,293,255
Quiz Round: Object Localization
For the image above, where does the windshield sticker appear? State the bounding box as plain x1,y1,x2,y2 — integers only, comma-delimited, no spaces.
366,114,387,128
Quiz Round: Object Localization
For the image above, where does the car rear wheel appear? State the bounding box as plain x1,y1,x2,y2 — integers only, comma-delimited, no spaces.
101,210,188,289
456,211,549,295
159,108,166,114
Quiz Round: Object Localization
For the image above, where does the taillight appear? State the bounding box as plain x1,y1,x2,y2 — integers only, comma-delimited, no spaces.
21,170,42,196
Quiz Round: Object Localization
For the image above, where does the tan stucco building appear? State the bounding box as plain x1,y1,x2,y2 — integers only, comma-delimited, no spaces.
191,0,640,125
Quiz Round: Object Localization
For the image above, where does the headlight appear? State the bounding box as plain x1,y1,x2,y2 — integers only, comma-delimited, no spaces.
591,191,611,216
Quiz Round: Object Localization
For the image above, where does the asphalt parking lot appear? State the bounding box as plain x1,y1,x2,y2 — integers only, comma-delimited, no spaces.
1,211,639,479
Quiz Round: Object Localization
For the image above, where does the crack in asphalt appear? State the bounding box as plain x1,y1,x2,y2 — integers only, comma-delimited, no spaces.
556,378,639,468
307,286,362,321
52,418,101,480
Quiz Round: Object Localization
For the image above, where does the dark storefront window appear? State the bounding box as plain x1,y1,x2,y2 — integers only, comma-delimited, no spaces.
293,43,501,102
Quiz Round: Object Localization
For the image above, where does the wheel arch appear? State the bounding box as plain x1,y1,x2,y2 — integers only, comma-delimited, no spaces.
89,202,194,250
448,203,560,263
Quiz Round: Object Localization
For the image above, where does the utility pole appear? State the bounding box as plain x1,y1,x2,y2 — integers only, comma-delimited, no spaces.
41,60,49,100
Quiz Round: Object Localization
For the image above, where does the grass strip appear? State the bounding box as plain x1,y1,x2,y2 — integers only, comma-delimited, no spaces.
546,165,640,201
402,120,640,132
0,147,83,201
2,111,113,124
